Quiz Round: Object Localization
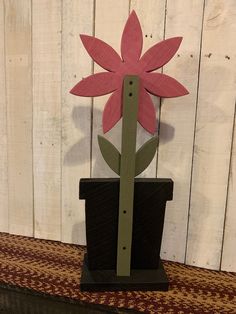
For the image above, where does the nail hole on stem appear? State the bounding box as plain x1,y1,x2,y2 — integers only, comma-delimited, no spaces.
123,246,126,250
123,210,127,214
129,92,132,97
129,81,133,85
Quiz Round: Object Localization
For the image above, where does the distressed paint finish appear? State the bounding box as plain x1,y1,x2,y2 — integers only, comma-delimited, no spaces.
0,0,235,272
186,0,236,270
116,76,139,276
33,0,61,240
70,11,188,276
157,0,205,263
71,36,187,135
5,0,33,236
221,107,236,272
0,0,8,232
130,0,166,177
70,13,187,136
91,0,130,178
61,0,93,245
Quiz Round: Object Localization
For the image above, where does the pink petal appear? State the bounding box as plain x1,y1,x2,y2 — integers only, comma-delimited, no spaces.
80,35,122,71
121,11,143,62
138,87,156,134
139,37,183,72
143,72,189,98
70,72,119,97
103,89,122,133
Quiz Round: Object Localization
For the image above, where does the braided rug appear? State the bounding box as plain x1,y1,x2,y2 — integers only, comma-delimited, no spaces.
0,233,235,314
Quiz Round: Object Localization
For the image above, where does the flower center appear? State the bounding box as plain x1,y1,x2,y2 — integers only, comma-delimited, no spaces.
116,60,143,82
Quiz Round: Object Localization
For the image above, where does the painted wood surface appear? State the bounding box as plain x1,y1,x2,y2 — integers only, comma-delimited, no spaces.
71,12,188,134
130,0,166,177
91,0,129,178
79,178,173,272
61,0,93,245
0,0,235,272
33,0,61,240
117,76,139,276
221,107,236,272
5,0,33,236
0,0,8,233
186,0,236,270
157,0,205,263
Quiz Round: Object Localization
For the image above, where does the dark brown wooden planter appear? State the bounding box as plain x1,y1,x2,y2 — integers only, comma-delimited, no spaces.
79,178,173,291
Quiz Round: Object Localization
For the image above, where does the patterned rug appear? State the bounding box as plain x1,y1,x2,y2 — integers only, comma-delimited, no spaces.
0,232,235,314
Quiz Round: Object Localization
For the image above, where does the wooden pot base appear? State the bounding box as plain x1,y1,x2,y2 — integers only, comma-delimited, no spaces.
80,254,169,292
79,178,173,291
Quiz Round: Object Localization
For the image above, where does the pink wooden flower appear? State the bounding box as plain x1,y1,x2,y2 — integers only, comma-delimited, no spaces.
70,11,189,134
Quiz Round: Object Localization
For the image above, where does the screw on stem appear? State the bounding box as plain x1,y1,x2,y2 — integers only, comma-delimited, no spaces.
116,75,139,276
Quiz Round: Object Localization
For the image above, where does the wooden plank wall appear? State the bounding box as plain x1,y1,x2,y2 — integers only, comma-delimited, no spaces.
0,0,235,272
5,0,33,236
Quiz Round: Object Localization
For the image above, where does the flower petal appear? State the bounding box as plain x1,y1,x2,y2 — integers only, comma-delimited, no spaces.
102,88,122,133
70,72,119,97
139,37,183,72
143,72,189,98
138,87,156,134
121,11,143,62
80,35,122,71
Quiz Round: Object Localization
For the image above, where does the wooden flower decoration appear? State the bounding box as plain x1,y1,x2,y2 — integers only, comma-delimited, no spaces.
70,10,188,134
71,11,189,277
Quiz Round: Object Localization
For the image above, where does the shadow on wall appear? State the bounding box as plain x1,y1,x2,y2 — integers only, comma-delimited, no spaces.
64,103,175,243
72,220,86,245
64,104,175,170
63,105,91,166
184,189,213,268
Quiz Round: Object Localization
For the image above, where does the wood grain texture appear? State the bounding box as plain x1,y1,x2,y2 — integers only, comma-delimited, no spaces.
221,106,236,272
5,0,33,236
79,178,173,270
0,0,235,272
81,256,169,292
70,72,119,97
121,11,142,63
97,135,120,175
143,72,188,98
157,0,205,263
0,0,8,233
117,76,139,276
130,0,166,177
102,88,122,134
186,0,236,270
91,0,129,178
61,0,93,245
135,136,158,176
33,0,61,240
79,34,122,72
97,135,158,177
140,37,182,72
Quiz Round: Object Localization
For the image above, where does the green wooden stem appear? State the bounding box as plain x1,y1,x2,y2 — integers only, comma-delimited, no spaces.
116,75,139,276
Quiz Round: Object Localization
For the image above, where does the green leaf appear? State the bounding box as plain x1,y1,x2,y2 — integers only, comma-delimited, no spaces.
135,136,158,176
98,135,120,175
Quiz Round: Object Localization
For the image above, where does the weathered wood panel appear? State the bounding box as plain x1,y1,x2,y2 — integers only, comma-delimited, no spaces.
157,0,205,263
5,0,33,236
0,0,8,232
221,107,236,272
186,0,236,270
91,0,129,178
61,0,93,244
0,0,235,272
130,0,166,177
33,0,61,240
